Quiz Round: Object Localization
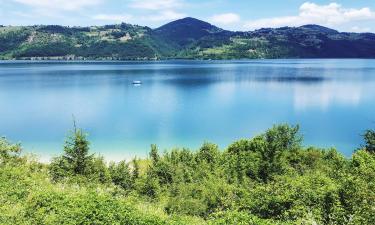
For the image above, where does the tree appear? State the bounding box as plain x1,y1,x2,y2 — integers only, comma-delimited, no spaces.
88,156,111,184
62,122,93,175
363,129,375,153
141,172,160,199
109,160,133,190
150,144,160,164
50,122,94,181
258,124,302,182
197,142,220,165
225,139,262,183
132,157,140,180
0,137,22,165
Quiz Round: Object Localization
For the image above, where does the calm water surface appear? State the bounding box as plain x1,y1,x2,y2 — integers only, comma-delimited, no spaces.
0,59,374,161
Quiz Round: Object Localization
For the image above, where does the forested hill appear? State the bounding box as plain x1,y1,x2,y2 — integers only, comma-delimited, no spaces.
1,17,375,60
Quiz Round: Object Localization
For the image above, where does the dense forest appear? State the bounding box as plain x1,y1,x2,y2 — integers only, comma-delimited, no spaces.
1,17,375,60
1,124,374,224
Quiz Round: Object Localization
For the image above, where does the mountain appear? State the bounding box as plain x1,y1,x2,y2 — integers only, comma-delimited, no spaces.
1,17,375,60
299,24,339,35
154,17,224,47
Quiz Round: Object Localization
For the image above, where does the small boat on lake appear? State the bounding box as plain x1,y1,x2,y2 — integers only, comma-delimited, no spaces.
132,80,142,85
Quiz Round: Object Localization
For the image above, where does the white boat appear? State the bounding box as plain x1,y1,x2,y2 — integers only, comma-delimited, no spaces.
132,80,142,85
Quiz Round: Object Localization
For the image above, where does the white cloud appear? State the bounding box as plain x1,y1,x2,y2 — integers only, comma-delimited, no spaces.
13,0,101,11
93,14,133,22
350,26,371,33
130,0,183,10
146,10,185,22
244,2,375,30
129,0,186,22
210,13,240,25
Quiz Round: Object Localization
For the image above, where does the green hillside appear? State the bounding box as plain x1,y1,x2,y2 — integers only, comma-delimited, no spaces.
1,17,375,60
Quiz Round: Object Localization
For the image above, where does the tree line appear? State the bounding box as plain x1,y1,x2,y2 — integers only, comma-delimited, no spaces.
1,124,374,224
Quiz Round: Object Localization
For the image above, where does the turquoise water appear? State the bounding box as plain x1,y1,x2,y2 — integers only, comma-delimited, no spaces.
0,59,374,161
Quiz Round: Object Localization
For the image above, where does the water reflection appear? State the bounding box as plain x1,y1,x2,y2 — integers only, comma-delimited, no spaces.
0,59,374,161
293,82,362,111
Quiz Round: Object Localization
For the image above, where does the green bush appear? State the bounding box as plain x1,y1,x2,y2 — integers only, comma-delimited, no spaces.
1,124,375,224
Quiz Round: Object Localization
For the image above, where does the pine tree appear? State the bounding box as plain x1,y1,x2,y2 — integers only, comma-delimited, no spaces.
150,144,160,164
62,121,93,175
132,157,140,180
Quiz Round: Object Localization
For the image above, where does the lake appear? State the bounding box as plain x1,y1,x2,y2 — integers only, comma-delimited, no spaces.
0,59,374,161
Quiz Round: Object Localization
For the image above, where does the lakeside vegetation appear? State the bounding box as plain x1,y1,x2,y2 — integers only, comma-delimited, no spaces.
1,18,375,60
1,124,375,224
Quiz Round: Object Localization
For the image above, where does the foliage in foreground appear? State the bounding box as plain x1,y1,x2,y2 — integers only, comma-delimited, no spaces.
1,124,375,224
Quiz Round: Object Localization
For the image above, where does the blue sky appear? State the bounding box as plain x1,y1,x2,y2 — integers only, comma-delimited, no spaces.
1,0,375,32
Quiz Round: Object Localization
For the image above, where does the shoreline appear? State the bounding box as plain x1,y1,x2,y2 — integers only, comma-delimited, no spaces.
1,57,375,62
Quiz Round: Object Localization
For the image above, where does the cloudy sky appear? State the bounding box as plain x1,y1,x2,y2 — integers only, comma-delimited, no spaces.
1,0,375,32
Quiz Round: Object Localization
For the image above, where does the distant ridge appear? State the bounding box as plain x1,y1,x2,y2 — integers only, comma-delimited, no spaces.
0,17,375,60
298,24,339,34
155,17,224,47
